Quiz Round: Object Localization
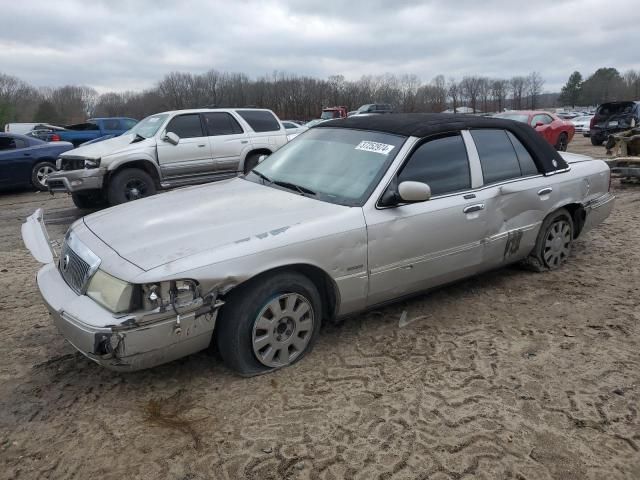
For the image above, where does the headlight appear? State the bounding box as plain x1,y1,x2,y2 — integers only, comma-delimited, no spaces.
86,270,135,313
84,158,101,168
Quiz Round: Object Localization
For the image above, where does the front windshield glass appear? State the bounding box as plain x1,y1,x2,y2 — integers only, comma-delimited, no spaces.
129,113,170,138
494,113,529,123
248,128,406,206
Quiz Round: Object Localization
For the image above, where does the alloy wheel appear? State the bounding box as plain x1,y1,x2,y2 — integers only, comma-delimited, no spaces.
36,165,54,187
543,219,571,268
251,293,314,368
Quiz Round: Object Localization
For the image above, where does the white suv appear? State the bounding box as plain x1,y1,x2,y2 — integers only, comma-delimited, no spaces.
47,108,289,208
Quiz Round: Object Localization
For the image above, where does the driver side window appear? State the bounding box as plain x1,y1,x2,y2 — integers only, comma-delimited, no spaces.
165,114,204,139
397,134,471,196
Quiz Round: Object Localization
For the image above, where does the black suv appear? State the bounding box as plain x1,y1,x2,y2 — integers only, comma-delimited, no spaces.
590,101,640,145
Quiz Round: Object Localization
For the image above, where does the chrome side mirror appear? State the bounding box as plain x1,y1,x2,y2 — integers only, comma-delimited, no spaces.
398,181,431,202
163,132,180,145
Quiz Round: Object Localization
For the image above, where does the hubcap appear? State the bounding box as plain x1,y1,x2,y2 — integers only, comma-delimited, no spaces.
543,219,571,268
36,166,54,186
251,293,314,368
124,179,147,201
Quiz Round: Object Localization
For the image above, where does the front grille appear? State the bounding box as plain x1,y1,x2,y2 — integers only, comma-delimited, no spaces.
59,241,92,294
60,158,85,171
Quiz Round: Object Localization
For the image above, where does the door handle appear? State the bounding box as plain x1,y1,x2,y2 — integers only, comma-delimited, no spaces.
537,187,553,196
197,144,206,147
241,140,249,144
463,203,485,214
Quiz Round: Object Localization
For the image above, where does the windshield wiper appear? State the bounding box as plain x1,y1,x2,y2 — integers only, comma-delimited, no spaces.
251,170,273,184
273,180,316,196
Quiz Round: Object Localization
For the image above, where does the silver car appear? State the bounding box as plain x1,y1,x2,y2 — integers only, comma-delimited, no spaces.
23,114,615,374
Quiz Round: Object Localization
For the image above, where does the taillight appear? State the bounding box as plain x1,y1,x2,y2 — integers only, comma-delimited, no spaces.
589,116,596,129
608,170,612,192
50,134,60,141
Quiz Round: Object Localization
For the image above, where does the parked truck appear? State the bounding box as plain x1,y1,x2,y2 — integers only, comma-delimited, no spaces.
320,106,348,120
46,118,138,147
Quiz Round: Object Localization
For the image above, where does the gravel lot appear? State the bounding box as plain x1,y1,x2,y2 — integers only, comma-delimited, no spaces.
1,136,639,479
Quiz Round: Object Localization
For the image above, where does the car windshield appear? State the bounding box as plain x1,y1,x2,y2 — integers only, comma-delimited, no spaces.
494,113,529,123
247,128,406,206
128,113,170,138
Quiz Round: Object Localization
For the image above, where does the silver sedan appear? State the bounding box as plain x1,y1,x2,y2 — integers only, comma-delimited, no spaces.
23,114,615,374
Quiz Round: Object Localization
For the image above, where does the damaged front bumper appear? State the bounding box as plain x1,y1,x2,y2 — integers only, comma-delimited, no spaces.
46,168,104,193
23,209,220,371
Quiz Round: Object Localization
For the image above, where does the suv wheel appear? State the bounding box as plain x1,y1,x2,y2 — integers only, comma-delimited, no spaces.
243,153,262,174
216,271,322,376
590,135,603,146
31,161,56,191
107,168,157,205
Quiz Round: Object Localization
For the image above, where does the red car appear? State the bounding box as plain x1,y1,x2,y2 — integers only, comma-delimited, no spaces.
495,110,575,151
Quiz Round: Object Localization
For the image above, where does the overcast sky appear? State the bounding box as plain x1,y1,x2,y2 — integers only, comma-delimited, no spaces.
2,0,639,93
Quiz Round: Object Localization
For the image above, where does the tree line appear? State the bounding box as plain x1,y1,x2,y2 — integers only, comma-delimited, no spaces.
558,68,640,108
0,67,636,127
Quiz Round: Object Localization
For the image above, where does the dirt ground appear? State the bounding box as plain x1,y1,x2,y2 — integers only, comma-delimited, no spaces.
1,136,639,479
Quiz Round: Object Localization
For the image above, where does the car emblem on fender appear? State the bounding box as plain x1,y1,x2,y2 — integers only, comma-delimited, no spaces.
61,254,70,272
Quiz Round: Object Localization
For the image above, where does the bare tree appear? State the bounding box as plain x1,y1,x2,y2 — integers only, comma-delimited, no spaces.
447,78,460,113
460,76,484,113
491,79,509,112
526,71,545,109
510,76,528,110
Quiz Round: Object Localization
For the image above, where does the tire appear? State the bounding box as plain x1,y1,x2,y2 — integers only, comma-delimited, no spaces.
31,161,56,191
555,132,568,151
216,271,323,376
71,191,106,209
523,208,574,272
243,153,262,174
106,168,156,205
591,136,603,146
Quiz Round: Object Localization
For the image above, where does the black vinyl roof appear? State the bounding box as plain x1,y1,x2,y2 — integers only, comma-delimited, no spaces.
316,113,569,174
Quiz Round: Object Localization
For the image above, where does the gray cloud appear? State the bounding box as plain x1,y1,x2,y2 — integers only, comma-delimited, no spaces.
1,0,638,93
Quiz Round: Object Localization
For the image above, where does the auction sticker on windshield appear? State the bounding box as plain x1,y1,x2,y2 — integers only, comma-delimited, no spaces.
355,141,395,155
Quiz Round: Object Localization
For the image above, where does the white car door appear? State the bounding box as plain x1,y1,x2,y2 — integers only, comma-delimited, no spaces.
202,112,249,173
156,113,213,177
364,133,487,306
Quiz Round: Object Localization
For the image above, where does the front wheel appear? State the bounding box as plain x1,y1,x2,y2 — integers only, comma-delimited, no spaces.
555,132,568,151
524,208,574,272
216,271,322,376
591,136,603,146
31,161,56,191
107,168,156,205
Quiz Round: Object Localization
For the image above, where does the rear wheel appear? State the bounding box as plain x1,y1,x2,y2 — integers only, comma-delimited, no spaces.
524,208,574,272
243,153,262,174
555,132,568,151
591,135,603,146
31,161,56,191
216,271,322,376
107,168,156,205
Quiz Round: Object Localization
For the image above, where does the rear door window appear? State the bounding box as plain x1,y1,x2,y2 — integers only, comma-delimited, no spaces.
507,132,539,176
203,112,244,136
471,129,522,184
165,114,205,138
398,134,471,196
237,110,281,132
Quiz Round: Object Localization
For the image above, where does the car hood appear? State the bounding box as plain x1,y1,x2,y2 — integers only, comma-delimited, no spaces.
82,178,351,271
59,134,154,159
